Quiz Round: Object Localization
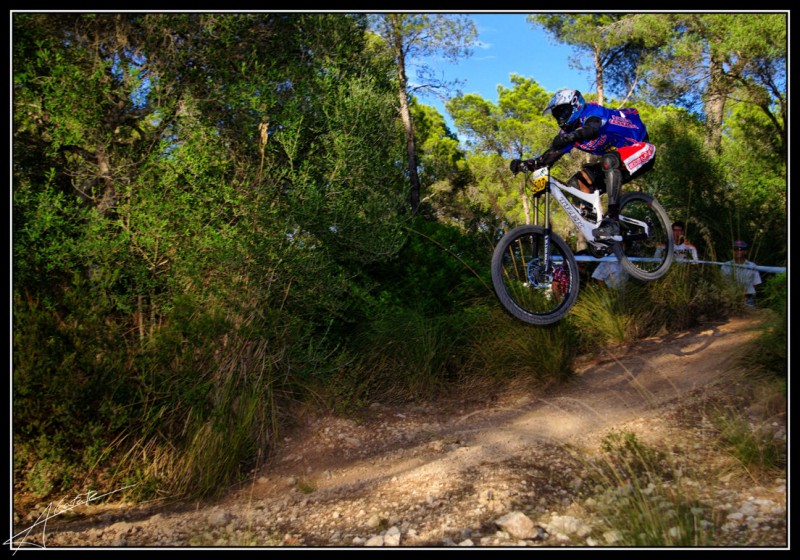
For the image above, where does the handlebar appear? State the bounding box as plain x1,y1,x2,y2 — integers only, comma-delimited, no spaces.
510,157,546,175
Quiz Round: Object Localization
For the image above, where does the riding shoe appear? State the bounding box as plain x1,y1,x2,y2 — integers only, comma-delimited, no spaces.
592,217,620,238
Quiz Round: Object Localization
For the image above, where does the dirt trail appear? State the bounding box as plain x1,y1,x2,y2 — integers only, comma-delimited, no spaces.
14,312,787,548
256,314,761,496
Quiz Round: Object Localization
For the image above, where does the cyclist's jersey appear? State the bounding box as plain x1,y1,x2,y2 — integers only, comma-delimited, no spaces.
557,103,649,157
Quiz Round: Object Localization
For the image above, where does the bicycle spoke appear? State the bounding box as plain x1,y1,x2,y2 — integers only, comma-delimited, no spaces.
616,193,673,281
491,226,579,325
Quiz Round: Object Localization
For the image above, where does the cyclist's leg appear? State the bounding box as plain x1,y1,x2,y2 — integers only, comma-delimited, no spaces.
567,163,599,193
627,155,656,181
601,153,622,219
592,153,623,237
617,142,656,181
567,163,601,215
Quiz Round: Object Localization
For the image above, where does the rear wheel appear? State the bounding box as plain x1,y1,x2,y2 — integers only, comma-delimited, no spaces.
615,192,673,281
491,225,580,325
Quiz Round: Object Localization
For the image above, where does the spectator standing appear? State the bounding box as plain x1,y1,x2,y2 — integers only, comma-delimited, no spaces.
721,240,762,307
592,257,629,290
655,220,698,261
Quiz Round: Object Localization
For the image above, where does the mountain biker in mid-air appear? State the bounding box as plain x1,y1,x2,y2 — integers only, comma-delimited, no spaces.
510,89,656,239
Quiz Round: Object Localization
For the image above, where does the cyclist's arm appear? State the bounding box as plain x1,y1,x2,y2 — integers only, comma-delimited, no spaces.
551,116,602,149
537,148,565,168
521,117,604,169
538,116,602,165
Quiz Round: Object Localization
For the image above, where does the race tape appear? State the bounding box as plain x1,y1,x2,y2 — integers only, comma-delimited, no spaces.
572,254,786,274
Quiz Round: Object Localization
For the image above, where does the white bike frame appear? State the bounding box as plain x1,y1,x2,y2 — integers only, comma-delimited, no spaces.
529,167,650,244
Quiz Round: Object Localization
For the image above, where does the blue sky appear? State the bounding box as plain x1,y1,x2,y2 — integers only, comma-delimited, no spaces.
411,13,594,135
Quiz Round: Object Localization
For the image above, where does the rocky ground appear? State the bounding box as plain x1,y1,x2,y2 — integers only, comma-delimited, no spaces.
10,312,788,550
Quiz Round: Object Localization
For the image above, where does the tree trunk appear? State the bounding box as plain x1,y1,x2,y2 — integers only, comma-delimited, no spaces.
96,146,117,216
594,44,605,106
521,187,531,225
393,34,421,212
703,54,727,155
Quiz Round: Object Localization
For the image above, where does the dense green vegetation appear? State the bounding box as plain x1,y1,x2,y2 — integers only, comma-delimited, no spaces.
12,13,786,506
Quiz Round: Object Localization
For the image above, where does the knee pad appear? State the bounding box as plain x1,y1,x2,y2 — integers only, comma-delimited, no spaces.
602,154,622,204
601,153,620,171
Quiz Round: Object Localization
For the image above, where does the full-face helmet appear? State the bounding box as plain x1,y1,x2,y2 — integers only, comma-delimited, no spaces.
543,89,586,129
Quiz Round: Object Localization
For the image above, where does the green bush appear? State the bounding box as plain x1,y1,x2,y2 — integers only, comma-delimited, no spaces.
739,273,787,378
362,215,493,316
461,305,579,383
713,412,786,476
333,305,478,407
569,281,643,348
570,261,744,350
583,431,715,546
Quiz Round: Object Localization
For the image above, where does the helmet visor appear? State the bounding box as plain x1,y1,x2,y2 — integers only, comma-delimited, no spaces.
551,104,572,126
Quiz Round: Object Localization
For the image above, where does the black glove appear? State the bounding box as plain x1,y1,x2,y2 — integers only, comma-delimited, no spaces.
511,157,545,175
551,132,575,150
511,159,534,175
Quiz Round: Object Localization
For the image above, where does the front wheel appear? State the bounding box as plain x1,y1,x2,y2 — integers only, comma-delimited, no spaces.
491,225,580,325
615,192,673,281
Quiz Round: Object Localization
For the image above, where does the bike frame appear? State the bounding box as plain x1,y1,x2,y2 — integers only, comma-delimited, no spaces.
528,167,650,245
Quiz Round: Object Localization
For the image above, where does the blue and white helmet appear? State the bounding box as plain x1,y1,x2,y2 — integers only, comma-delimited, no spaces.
543,89,586,128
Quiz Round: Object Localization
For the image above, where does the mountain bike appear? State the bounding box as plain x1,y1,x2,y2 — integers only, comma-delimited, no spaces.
491,162,673,325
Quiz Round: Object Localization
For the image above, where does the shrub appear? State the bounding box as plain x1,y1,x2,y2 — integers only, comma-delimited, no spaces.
582,431,715,546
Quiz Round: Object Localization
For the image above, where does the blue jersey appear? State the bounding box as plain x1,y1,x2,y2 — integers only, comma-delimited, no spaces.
558,103,649,157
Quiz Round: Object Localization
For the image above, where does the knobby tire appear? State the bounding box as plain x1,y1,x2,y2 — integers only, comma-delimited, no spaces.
491,225,580,326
